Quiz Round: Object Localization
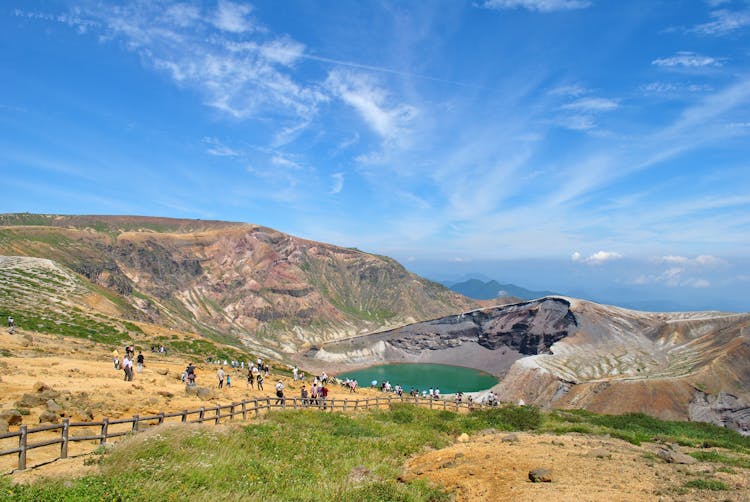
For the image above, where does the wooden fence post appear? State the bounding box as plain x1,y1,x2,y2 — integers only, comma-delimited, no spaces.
181,410,188,423
230,403,236,420
100,418,109,445
18,425,27,471
61,418,70,459
158,412,165,425
266,398,270,412
354,399,359,411
241,400,247,420
343,399,348,412
443,399,447,411
254,399,259,418
132,415,139,433
199,407,205,423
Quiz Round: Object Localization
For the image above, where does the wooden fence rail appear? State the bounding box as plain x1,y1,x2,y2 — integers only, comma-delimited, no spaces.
0,395,489,471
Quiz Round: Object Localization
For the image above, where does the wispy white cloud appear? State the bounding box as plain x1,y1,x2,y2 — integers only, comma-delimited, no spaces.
652,51,724,68
212,0,255,33
632,267,711,288
271,154,303,170
325,70,417,140
692,8,750,35
572,250,623,265
561,97,619,111
641,82,712,94
329,173,344,194
49,3,325,122
481,0,591,13
203,137,241,157
657,254,726,267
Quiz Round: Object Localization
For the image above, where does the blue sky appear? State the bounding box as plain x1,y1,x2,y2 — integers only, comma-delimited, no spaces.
2,0,750,311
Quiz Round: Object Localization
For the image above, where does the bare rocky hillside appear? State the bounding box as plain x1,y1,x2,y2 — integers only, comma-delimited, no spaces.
0,214,476,358
308,297,750,433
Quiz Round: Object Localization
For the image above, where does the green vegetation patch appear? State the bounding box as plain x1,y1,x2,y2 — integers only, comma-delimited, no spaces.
683,478,729,491
545,410,750,452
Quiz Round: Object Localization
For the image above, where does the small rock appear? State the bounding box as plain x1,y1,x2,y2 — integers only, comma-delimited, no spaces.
47,399,63,413
0,409,23,426
157,390,174,399
457,433,470,442
38,410,59,424
502,433,520,443
156,368,169,376
15,393,46,408
590,448,612,459
148,397,159,405
529,468,553,483
656,448,697,465
33,382,53,393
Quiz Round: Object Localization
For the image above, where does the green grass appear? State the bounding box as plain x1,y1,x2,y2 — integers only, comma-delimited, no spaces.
683,479,729,491
545,409,750,452
2,404,749,500
689,450,750,469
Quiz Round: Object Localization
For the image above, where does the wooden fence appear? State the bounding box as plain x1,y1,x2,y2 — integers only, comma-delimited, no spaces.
0,395,490,472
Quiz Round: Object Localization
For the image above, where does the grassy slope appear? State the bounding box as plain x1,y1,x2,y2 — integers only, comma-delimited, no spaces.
2,405,748,501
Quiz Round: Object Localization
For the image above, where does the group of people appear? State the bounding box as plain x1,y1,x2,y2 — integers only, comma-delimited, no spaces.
112,345,145,382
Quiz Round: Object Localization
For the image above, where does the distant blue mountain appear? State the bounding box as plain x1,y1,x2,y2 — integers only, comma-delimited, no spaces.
447,278,557,301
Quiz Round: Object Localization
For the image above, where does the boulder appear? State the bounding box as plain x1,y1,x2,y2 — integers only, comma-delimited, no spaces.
15,393,46,408
457,433,470,443
656,448,697,465
185,386,213,400
529,468,553,483
501,433,520,443
46,399,63,413
38,410,59,424
156,368,169,376
157,390,174,399
0,409,23,426
33,381,53,393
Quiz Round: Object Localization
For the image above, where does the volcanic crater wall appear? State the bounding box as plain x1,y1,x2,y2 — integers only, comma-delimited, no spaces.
307,298,578,376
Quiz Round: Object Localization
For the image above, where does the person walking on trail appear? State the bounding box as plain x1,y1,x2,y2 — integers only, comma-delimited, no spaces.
8,316,14,328
300,385,309,406
256,372,264,391
292,366,299,381
247,368,254,389
275,381,285,406
186,363,196,386
136,351,144,373
112,348,120,370
122,354,134,382
217,367,225,389
226,374,231,388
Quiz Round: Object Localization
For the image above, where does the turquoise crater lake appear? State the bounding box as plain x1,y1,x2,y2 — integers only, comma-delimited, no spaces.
337,363,498,395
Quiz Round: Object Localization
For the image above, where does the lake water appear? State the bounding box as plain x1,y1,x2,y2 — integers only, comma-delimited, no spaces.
337,363,498,394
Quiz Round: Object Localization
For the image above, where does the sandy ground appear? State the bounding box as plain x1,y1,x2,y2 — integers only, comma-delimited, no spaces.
2,328,750,501
404,431,750,501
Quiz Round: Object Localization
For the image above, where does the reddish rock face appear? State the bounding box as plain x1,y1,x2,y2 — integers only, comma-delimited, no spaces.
0,214,478,357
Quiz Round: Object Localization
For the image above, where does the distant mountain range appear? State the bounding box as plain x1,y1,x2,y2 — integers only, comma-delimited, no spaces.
445,278,557,301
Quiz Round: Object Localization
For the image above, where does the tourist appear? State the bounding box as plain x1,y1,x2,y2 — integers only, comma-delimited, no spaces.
300,385,308,406
217,367,225,389
256,372,263,391
247,368,254,388
275,381,285,406
112,348,120,370
122,353,134,382
292,366,299,381
320,384,329,409
136,351,144,373
186,362,196,386
310,383,318,406
226,374,231,388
